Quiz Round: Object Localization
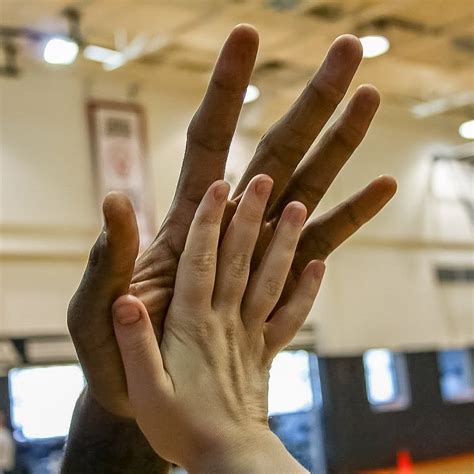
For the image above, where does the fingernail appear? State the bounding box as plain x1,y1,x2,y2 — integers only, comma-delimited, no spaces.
287,203,306,226
114,304,141,325
255,177,273,198
214,182,230,202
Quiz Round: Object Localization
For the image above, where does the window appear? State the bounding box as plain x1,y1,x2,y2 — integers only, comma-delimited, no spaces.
9,364,85,440
268,350,316,416
438,349,474,403
363,349,411,412
268,350,326,473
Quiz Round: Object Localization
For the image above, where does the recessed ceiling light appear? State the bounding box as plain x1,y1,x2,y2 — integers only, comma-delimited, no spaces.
243,84,260,105
360,35,390,59
459,120,474,140
43,38,79,65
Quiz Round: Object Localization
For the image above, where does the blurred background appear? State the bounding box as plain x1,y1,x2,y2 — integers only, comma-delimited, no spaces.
0,1,473,473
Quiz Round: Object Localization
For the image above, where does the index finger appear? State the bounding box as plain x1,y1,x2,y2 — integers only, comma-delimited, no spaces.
174,181,230,310
171,24,259,223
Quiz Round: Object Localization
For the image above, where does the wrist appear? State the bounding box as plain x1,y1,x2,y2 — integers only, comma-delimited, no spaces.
63,388,169,473
81,386,133,420
185,428,307,474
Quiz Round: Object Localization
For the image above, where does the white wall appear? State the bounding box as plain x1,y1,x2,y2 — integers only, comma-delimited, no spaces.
307,104,474,354
0,65,472,360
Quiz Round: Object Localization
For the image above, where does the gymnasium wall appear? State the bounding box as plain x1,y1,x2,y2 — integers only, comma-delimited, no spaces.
0,66,472,360
319,352,474,472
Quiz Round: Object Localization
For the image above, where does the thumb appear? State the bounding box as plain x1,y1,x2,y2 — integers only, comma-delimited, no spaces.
87,191,139,296
112,295,167,398
67,193,140,414
68,192,139,332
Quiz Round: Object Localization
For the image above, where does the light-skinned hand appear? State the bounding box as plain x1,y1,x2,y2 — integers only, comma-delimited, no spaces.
111,175,325,472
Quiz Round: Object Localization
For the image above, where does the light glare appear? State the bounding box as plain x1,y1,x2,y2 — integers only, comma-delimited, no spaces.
459,120,474,140
243,84,260,104
360,35,390,59
44,38,79,65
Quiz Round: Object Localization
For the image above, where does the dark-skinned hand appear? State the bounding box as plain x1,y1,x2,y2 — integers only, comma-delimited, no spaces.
67,24,397,419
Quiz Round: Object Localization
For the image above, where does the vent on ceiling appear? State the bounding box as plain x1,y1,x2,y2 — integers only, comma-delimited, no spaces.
452,36,474,54
437,267,474,283
138,54,164,66
267,0,301,11
256,59,288,73
304,3,344,21
174,58,213,73
254,58,312,89
357,16,441,35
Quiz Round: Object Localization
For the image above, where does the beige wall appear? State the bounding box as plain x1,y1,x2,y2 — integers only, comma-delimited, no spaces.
0,66,472,360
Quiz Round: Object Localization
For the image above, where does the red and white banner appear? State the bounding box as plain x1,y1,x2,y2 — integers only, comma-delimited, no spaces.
87,101,156,249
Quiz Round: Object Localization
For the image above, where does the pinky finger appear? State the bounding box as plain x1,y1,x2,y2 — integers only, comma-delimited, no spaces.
263,260,325,356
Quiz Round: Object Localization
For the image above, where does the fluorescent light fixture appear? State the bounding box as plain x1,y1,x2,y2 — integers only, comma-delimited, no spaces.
411,92,474,119
360,35,390,59
84,45,119,63
102,53,126,70
243,84,260,104
43,37,79,65
459,120,474,140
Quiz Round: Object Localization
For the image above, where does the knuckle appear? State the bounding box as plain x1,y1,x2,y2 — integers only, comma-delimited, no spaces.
313,233,335,258
88,232,107,268
122,334,153,363
196,319,216,341
228,253,251,279
66,290,84,334
210,76,243,95
263,278,283,299
284,180,325,211
333,122,362,154
276,230,300,253
237,205,264,225
198,324,219,367
223,321,238,352
187,116,232,154
66,306,80,336
189,252,216,276
256,130,271,153
66,300,92,349
308,76,345,111
67,291,79,318
345,202,365,230
195,212,220,227
257,134,298,174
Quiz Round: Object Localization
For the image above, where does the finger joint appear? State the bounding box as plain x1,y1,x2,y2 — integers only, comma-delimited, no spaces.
189,252,216,276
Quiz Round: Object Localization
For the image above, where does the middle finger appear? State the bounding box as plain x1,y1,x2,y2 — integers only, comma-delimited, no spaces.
232,34,363,205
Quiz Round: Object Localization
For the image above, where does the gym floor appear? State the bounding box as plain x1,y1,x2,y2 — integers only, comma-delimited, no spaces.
361,453,474,474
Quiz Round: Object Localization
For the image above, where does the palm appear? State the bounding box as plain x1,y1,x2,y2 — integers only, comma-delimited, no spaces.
130,204,293,339
131,230,179,340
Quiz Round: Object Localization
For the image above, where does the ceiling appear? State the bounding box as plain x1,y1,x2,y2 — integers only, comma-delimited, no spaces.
1,0,473,111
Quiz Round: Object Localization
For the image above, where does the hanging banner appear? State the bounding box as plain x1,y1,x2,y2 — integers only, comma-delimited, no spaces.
87,100,155,249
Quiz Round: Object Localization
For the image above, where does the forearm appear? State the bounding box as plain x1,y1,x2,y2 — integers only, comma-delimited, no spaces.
187,430,308,474
62,388,169,474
